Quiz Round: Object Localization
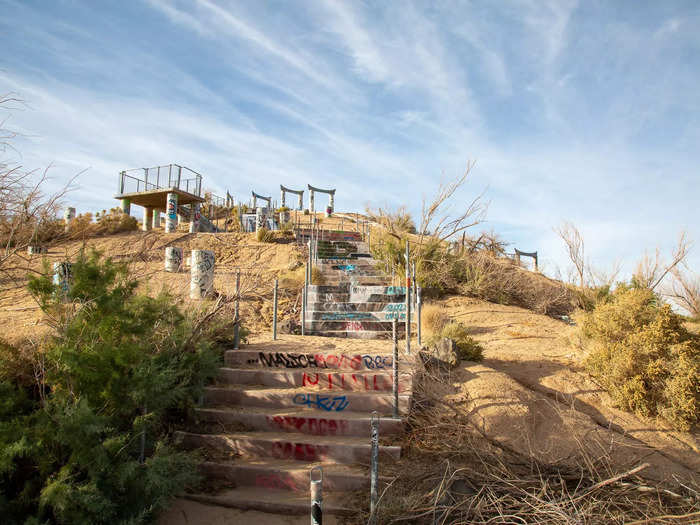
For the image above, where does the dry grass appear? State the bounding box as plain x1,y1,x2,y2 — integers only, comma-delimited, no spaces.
355,367,700,525
421,303,450,336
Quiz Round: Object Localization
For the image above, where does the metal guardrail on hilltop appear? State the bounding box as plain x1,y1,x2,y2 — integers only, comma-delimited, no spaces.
117,164,203,197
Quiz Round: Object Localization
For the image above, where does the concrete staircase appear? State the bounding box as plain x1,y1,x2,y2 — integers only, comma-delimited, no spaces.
176,344,415,515
304,234,414,339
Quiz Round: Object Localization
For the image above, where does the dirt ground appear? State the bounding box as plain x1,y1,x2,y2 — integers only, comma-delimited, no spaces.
433,295,700,485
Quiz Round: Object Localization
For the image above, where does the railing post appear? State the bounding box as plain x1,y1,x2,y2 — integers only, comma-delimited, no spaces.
310,466,323,525
405,239,411,354
233,270,241,349
393,318,399,418
369,411,380,525
272,278,278,340
417,286,422,347
301,282,307,336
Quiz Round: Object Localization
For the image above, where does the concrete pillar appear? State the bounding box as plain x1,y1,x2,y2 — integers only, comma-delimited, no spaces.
309,190,314,212
120,198,131,215
329,193,335,213
53,262,73,295
165,192,178,233
190,249,214,299
164,247,183,272
63,207,76,232
143,207,153,231
255,207,267,232
189,203,201,233
298,193,303,210
152,209,161,229
280,189,286,208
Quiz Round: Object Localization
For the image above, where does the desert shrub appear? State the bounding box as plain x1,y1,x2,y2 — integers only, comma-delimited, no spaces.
303,209,310,215
582,287,699,431
0,251,220,523
427,321,483,361
365,205,416,234
421,303,449,335
256,227,275,243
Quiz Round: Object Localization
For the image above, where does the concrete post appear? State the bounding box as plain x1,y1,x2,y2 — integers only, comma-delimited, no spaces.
272,279,278,340
280,188,286,208
53,262,73,296
165,192,178,233
189,203,201,233
143,207,153,231
310,466,323,525
392,318,399,418
152,209,161,229
255,207,266,232
190,249,215,299
63,207,76,232
298,192,303,210
369,412,379,525
164,247,183,272
120,198,131,215
417,287,422,346
329,193,334,213
309,190,315,213
234,271,241,349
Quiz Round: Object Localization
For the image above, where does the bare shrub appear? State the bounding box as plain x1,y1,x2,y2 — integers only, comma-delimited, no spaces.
365,204,416,235
633,232,691,291
668,263,700,319
554,220,586,288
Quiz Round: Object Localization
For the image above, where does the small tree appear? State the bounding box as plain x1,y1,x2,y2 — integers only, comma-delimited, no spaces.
668,262,700,319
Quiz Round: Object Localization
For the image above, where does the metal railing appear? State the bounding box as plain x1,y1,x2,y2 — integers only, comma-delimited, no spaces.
117,164,203,197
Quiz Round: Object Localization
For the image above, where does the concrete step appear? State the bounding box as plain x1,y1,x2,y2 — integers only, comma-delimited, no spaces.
304,330,411,339
225,349,399,371
216,367,412,392
196,406,403,436
308,284,406,294
185,487,354,516
303,320,412,332
307,292,406,302
203,385,411,414
307,311,411,322
317,257,377,265
175,430,402,463
316,278,389,286
307,302,408,312
199,459,377,492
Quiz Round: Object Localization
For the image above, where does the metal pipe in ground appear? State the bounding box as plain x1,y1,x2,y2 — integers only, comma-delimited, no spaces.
417,286,422,347
272,278,278,340
405,239,411,354
393,318,399,418
310,466,323,525
301,282,307,336
233,270,241,349
369,411,380,524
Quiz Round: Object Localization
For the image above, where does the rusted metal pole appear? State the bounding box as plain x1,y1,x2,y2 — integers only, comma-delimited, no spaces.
417,286,422,347
369,411,379,524
405,239,411,354
272,278,278,340
393,318,399,418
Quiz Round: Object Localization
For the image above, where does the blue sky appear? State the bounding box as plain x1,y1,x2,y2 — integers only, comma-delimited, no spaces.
1,0,698,279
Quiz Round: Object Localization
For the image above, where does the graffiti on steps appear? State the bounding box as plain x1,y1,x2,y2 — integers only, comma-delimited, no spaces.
251,352,392,370
293,393,349,411
383,312,406,320
331,264,356,272
266,415,350,435
271,441,329,461
345,321,364,331
320,312,374,320
302,372,396,391
256,473,300,491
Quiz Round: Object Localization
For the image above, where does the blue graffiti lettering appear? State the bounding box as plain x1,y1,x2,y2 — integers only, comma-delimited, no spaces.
293,393,349,412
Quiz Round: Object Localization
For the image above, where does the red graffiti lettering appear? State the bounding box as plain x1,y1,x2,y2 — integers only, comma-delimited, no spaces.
272,441,328,461
265,416,349,435
255,473,299,491
302,372,319,386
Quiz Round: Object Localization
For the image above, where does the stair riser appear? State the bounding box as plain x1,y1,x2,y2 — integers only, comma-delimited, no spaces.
309,285,406,294
177,432,401,463
185,493,353,516
307,302,408,312
200,462,371,492
304,330,412,339
307,293,406,302
304,320,413,331
203,388,411,414
195,409,403,437
217,369,412,392
307,311,411,322
225,350,398,371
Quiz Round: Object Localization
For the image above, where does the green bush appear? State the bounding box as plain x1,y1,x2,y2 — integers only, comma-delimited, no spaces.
0,251,220,523
582,287,699,431
427,321,484,362
303,209,310,215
